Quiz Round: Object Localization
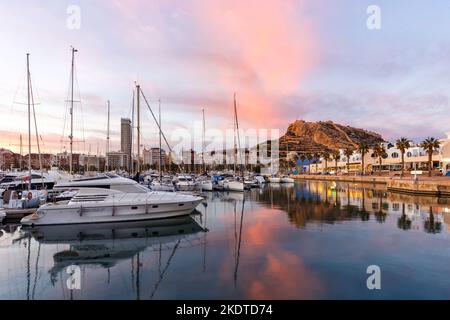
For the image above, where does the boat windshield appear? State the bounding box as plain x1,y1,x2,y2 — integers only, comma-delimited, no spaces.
110,183,149,193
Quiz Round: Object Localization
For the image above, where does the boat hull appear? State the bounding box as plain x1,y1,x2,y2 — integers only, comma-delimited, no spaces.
200,181,213,191
269,177,281,183
21,198,203,226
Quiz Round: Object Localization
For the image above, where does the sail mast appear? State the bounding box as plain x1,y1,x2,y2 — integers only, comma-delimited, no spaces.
233,93,243,177
26,53,31,191
233,96,237,173
19,134,23,171
106,100,110,172
158,99,162,181
136,83,141,173
69,47,77,175
202,108,206,173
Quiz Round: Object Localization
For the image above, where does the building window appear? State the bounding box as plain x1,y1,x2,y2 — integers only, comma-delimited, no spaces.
406,152,412,157
391,152,399,158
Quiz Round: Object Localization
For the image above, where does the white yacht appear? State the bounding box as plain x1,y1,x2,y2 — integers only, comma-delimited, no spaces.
20,174,203,226
223,178,244,192
268,176,281,183
0,171,55,191
150,178,175,192
200,180,213,191
173,175,197,191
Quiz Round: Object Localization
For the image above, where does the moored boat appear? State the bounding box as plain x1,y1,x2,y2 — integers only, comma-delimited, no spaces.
21,175,203,226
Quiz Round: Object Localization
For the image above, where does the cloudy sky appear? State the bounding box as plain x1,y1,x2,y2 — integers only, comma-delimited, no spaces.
1,0,449,154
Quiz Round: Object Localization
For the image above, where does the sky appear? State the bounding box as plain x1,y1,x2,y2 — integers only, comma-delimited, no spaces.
1,0,450,154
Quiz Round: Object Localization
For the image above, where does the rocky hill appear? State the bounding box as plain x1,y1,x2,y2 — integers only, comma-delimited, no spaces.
277,120,384,155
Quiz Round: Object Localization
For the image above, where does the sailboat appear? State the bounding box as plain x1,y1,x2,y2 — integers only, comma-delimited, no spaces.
223,94,244,192
0,54,48,221
199,108,213,192
150,100,175,192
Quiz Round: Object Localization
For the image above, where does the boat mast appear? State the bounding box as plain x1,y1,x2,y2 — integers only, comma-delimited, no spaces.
233,97,237,173
131,88,135,173
233,93,243,178
19,134,23,171
202,108,206,173
69,47,77,175
158,99,162,181
106,100,110,172
26,53,31,191
136,83,141,173
29,70,44,187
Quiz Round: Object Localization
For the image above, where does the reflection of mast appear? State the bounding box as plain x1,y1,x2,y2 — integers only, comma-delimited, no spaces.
234,198,245,287
32,243,41,300
202,202,208,273
136,253,140,300
150,239,181,299
26,234,31,300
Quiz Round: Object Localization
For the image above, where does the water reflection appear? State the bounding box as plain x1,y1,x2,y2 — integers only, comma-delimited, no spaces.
252,180,448,234
2,217,206,300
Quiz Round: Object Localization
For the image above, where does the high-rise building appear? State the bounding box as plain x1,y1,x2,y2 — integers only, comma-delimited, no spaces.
121,118,132,170
143,148,167,166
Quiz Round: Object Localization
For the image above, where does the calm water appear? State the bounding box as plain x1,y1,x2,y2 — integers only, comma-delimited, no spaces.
1,180,450,300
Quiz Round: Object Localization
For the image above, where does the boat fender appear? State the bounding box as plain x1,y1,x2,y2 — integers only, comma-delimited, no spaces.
27,192,33,200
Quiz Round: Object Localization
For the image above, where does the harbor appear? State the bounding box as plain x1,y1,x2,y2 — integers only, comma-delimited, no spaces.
1,181,450,299
1,0,450,305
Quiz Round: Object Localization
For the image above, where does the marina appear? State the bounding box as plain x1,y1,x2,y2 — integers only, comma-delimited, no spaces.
1,181,450,299
1,0,450,306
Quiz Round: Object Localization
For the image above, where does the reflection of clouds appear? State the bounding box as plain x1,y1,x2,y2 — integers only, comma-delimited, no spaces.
216,205,323,299
247,252,323,299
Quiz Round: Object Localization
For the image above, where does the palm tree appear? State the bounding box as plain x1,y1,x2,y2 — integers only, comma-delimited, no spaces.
306,153,313,174
344,148,354,173
395,137,411,177
332,150,340,174
373,144,386,175
322,151,331,173
420,137,440,177
357,142,370,175
299,153,306,173
313,152,320,173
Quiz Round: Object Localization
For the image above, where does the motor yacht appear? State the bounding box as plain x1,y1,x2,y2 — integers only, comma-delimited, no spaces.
20,174,203,226
0,171,55,191
223,177,244,192
150,178,175,192
173,175,197,191
268,176,281,183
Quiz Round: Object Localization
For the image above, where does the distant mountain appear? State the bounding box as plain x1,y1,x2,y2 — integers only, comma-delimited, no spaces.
276,120,385,155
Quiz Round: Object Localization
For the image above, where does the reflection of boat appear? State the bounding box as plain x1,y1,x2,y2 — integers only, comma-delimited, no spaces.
280,176,294,183
24,217,206,279
21,175,203,226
